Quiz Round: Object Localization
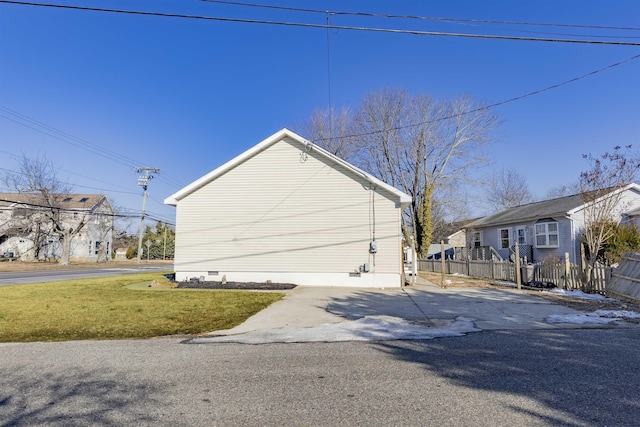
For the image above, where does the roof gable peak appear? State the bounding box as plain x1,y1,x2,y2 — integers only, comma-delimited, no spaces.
164,128,411,207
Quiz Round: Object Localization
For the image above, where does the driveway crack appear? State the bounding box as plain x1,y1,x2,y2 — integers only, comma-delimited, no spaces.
402,287,430,321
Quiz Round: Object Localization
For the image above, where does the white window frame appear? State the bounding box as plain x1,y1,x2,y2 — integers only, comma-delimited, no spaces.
498,228,510,249
516,227,526,245
470,231,482,247
535,222,559,248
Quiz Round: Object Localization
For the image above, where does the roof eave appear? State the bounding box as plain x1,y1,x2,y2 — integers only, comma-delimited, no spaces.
566,183,640,215
164,128,413,207
164,128,293,206
466,212,571,229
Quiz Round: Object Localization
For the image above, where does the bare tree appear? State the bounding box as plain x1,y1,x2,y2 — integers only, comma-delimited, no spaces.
354,89,498,255
545,182,580,200
298,88,499,256
3,154,89,265
429,181,473,245
94,209,114,263
579,145,640,291
300,106,361,163
485,168,533,212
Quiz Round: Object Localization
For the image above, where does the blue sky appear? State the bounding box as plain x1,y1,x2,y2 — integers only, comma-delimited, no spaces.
1,0,639,230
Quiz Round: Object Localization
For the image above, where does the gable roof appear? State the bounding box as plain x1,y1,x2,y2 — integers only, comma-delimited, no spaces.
0,193,109,210
467,183,640,229
164,128,412,207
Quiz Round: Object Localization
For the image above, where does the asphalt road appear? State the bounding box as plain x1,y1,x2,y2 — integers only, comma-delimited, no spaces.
0,265,171,286
1,329,638,426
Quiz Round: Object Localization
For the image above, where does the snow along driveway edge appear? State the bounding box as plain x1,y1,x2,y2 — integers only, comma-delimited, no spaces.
187,315,482,344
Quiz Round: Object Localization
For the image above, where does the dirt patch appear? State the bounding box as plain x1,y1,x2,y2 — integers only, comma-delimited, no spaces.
418,271,640,324
418,271,495,288
149,279,177,289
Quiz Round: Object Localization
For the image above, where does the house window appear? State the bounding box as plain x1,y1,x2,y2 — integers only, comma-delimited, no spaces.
79,197,89,203
63,197,72,202
535,221,559,248
499,228,510,249
470,231,481,248
516,228,526,245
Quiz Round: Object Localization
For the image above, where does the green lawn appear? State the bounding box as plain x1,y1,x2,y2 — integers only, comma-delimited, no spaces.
0,272,283,342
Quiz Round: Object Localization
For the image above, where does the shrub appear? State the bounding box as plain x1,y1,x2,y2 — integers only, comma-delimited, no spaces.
604,223,640,265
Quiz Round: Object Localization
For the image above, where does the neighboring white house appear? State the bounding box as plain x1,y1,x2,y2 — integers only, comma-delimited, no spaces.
464,184,640,264
623,206,640,228
0,193,114,262
165,128,412,287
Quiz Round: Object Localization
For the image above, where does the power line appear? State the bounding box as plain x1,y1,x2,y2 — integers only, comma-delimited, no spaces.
202,0,640,32
0,107,140,169
0,164,176,222
312,53,640,143
0,107,187,189
1,1,638,46
0,156,142,195
0,166,139,196
0,196,176,225
0,197,138,219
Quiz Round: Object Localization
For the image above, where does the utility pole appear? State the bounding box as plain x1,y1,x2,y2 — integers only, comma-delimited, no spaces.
136,167,160,263
163,225,167,260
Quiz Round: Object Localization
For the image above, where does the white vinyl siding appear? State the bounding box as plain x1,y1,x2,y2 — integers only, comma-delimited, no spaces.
174,139,402,276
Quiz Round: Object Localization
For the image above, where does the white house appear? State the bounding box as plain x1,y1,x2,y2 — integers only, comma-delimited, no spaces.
165,129,412,287
0,193,114,262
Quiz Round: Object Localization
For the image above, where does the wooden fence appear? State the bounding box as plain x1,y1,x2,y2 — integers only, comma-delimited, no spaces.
607,252,640,302
418,258,612,292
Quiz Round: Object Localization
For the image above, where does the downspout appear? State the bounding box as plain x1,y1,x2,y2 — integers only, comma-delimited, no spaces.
569,216,577,265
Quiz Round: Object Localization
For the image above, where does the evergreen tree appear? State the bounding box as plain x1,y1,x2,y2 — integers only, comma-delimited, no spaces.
141,222,175,259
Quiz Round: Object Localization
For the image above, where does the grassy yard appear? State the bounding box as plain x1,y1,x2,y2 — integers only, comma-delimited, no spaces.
0,272,284,342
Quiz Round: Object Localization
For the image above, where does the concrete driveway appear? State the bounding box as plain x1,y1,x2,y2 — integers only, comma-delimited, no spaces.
192,277,632,344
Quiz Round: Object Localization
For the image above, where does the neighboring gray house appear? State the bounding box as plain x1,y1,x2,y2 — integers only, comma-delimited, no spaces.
464,184,640,264
0,193,114,262
165,128,412,288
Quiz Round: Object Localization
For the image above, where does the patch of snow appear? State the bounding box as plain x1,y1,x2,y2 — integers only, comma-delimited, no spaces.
190,315,482,344
593,310,640,319
495,280,516,286
542,288,613,301
547,310,640,325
